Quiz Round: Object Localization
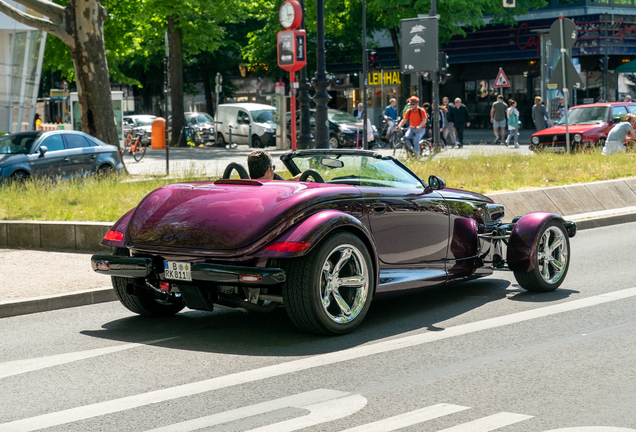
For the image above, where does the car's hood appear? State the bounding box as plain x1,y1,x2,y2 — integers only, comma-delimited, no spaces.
127,180,360,251
438,188,494,203
533,123,607,136
0,154,26,166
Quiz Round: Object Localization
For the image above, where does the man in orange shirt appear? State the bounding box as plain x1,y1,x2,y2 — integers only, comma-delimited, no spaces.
398,97,428,156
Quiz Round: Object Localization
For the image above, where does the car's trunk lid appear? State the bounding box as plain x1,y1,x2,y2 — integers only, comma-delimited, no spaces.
127,180,359,251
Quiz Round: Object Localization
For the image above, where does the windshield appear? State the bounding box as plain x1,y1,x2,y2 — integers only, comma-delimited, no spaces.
328,111,358,124
134,116,156,127
252,109,276,124
288,153,424,189
557,107,609,125
187,113,214,124
0,134,38,154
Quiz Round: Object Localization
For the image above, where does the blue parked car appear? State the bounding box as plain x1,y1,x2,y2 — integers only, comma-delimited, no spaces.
0,130,124,183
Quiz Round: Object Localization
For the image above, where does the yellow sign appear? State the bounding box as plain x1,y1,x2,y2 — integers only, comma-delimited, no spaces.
50,89,69,100
367,71,401,86
547,83,558,89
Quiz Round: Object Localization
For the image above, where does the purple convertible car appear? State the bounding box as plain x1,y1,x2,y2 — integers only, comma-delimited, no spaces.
91,150,576,335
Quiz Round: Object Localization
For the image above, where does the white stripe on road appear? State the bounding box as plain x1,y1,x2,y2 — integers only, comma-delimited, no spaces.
338,404,470,432
146,389,366,432
0,338,178,380
3,287,636,432
436,412,534,431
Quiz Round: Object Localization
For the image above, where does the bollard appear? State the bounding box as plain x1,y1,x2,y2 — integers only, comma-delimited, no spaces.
229,125,232,147
249,123,252,148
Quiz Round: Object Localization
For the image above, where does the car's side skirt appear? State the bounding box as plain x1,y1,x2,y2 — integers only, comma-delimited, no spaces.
377,268,447,292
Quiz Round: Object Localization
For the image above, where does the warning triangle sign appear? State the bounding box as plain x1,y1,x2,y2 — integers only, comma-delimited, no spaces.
494,68,510,88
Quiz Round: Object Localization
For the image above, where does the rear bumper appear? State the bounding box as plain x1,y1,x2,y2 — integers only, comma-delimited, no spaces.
90,254,286,285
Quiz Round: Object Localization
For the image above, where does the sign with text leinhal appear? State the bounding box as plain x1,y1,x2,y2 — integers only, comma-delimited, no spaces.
400,17,439,74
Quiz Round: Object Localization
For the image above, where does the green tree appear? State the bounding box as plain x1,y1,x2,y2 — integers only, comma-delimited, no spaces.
0,0,120,146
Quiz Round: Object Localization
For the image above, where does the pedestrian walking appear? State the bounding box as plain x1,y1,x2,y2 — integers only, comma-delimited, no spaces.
557,97,565,120
603,113,636,155
383,98,398,140
490,94,508,144
532,96,551,131
441,96,456,145
448,98,470,148
505,99,520,148
398,96,427,156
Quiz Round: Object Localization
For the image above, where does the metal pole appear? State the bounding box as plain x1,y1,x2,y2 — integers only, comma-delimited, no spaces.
604,15,609,102
290,71,297,150
164,33,170,175
312,0,331,148
362,0,368,150
559,16,570,155
297,0,314,149
430,0,440,152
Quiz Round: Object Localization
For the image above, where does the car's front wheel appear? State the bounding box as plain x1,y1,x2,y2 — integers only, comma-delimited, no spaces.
282,232,373,335
329,134,340,149
513,220,570,292
111,248,185,316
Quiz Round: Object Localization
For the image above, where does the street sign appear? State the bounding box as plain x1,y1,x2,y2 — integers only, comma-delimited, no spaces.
549,17,577,50
215,73,222,85
399,17,439,73
548,51,582,89
215,85,222,93
277,30,307,72
547,83,558,89
494,68,510,88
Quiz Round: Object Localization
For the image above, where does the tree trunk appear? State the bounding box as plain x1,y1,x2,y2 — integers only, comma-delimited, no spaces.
168,16,185,147
202,67,213,117
67,0,119,147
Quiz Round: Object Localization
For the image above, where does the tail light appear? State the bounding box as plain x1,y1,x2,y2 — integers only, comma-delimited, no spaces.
104,230,124,242
264,241,311,252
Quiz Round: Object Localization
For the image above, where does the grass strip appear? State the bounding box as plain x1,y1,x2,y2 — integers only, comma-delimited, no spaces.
1,150,635,222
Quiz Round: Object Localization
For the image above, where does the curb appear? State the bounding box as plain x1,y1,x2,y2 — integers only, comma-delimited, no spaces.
0,211,633,320
0,287,117,319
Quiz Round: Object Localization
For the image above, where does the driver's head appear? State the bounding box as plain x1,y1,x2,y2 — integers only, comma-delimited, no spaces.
248,150,275,180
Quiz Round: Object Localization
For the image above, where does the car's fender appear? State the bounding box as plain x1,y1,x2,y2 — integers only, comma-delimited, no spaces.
254,209,378,264
507,212,565,273
101,208,136,248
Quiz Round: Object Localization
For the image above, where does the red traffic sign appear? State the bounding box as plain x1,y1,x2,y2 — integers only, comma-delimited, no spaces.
277,30,307,72
494,68,510,88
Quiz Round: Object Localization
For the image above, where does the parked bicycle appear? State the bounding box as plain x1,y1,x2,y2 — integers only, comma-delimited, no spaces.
123,128,146,162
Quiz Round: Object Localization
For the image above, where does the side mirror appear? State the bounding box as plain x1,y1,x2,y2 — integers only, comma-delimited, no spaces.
38,145,48,155
428,175,446,190
243,118,250,125
613,117,621,124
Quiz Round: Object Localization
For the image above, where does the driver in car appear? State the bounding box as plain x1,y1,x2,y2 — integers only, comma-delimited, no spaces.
248,150,302,181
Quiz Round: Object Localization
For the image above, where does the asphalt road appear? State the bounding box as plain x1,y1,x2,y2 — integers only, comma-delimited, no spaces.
1,222,635,432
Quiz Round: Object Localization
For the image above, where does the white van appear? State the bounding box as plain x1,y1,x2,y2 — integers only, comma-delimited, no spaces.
215,103,277,148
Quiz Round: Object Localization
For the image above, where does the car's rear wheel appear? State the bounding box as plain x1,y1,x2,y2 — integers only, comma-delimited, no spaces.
97,164,114,176
513,220,570,292
111,248,185,316
281,231,373,335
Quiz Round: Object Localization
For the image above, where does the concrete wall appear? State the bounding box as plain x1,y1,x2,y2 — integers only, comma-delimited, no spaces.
0,221,113,253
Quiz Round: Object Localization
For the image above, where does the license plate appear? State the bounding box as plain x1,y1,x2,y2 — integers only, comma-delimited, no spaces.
164,261,192,281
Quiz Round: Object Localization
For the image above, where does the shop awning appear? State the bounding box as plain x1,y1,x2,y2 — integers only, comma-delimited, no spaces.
616,60,636,73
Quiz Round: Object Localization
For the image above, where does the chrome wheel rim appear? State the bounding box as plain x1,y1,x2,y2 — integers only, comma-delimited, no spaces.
329,137,339,148
320,244,368,324
537,226,568,284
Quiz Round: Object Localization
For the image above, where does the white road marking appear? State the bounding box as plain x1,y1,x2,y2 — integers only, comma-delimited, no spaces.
145,389,366,432
3,287,636,432
436,412,534,431
0,338,178,380
338,404,470,432
544,428,636,431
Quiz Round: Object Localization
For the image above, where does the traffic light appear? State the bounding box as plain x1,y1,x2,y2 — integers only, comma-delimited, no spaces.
598,58,605,72
367,50,379,70
438,51,449,73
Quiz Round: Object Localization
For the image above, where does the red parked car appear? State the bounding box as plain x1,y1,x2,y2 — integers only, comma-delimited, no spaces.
531,102,636,152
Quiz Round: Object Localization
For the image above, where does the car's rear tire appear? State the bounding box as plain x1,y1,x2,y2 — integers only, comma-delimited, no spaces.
97,164,114,176
513,220,570,292
111,248,185,316
281,231,373,335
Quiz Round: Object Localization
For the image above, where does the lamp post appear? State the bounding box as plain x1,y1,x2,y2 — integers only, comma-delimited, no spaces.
362,0,368,150
312,0,331,148
297,0,314,149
